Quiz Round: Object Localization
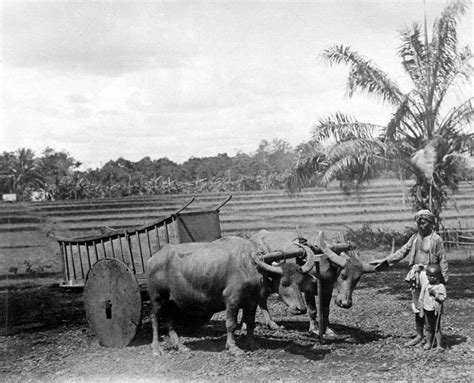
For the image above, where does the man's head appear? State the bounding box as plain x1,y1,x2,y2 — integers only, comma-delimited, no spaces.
415,209,435,236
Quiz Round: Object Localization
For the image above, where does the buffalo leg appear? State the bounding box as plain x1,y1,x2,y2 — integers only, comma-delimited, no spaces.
320,284,338,337
320,288,331,336
223,288,244,355
150,295,164,356
225,303,243,355
306,288,337,337
258,298,283,330
168,328,190,353
161,301,190,353
242,303,258,350
305,291,318,335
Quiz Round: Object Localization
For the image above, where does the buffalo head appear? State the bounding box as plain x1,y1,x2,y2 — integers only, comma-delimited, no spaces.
315,231,376,308
253,251,316,315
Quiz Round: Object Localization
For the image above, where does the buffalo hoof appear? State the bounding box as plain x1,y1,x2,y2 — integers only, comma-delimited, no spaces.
267,322,284,331
245,338,258,351
325,328,338,338
308,328,338,339
178,344,191,353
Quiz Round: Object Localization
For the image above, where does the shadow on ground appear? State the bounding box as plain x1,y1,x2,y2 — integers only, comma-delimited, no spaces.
131,317,383,362
1,284,85,336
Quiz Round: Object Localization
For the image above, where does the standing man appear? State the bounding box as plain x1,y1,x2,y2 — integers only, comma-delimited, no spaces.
371,209,448,347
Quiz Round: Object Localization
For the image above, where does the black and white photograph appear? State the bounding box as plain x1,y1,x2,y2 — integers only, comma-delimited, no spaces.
1,0,473,381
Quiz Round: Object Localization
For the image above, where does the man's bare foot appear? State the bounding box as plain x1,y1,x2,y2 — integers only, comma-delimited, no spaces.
404,335,423,347
423,342,434,350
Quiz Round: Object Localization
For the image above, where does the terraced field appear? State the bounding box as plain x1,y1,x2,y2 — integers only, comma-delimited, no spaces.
1,179,473,276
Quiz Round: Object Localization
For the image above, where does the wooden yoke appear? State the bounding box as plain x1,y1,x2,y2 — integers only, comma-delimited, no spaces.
260,243,353,264
260,249,305,263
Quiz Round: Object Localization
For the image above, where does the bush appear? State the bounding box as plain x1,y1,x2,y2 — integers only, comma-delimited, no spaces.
344,223,416,250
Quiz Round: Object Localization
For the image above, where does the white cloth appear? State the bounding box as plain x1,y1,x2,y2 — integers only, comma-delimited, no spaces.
419,282,446,316
411,269,428,312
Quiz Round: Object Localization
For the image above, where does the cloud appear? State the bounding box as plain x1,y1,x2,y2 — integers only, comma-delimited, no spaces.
1,1,471,169
1,2,195,76
67,94,90,104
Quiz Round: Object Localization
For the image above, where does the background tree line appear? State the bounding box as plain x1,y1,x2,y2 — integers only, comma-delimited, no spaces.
0,139,306,201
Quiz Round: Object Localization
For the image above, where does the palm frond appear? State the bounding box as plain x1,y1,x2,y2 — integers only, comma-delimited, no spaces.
320,153,388,187
322,45,404,105
398,23,428,93
386,96,415,140
429,0,470,109
292,136,389,189
292,151,329,188
433,45,473,117
312,113,383,143
326,138,387,160
437,151,471,191
439,97,474,137
317,138,390,186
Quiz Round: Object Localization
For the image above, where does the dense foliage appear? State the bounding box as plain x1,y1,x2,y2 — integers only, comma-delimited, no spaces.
343,223,417,250
0,139,298,200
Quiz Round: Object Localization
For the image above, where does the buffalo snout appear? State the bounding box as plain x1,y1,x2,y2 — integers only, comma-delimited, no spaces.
279,287,307,315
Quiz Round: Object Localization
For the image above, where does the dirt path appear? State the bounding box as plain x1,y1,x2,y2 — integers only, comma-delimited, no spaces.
2,262,474,382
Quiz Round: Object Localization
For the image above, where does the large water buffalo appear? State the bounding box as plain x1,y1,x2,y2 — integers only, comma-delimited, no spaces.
147,235,314,356
251,230,377,337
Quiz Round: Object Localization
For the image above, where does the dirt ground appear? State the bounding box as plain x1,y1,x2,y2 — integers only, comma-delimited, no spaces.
2,258,474,382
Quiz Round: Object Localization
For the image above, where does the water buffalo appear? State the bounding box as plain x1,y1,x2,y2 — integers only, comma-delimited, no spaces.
147,235,314,356
251,230,377,337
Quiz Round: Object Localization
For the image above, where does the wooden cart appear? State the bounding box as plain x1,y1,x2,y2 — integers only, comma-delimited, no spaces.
51,196,232,347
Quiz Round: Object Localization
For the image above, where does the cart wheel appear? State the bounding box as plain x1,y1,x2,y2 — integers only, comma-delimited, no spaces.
83,258,142,348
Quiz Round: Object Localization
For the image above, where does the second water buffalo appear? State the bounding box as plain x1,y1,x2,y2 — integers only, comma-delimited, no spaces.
251,230,378,336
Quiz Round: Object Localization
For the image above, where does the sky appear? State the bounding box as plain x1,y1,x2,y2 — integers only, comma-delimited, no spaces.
1,0,472,169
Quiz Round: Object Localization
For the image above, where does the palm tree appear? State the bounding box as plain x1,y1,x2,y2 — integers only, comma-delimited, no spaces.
8,148,44,199
294,0,473,228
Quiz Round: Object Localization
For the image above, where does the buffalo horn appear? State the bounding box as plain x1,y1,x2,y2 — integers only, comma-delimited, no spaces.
295,244,316,274
252,253,283,275
315,231,347,268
